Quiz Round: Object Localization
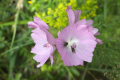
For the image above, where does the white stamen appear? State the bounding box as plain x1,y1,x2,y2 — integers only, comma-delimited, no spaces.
66,38,79,52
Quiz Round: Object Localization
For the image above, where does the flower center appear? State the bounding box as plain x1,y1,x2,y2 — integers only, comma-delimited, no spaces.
71,43,76,53
64,38,78,53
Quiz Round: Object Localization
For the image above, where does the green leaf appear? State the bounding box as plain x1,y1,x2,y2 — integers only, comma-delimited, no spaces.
15,73,22,80
70,67,80,76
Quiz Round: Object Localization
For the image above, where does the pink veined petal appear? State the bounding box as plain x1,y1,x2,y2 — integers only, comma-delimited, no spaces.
74,10,81,23
76,40,97,62
96,39,103,45
33,46,51,67
88,26,98,35
76,19,86,28
28,21,39,28
43,29,55,45
31,28,48,44
55,38,67,60
66,5,71,11
63,51,84,66
58,31,61,37
58,24,77,41
50,46,56,66
66,9,75,24
55,37,84,66
36,54,50,68
60,48,68,60
50,55,53,66
33,49,50,62
31,45,51,55
86,20,93,26
75,27,96,41
34,16,49,29
95,32,100,35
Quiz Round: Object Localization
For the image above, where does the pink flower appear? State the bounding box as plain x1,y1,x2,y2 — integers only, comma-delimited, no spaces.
86,20,103,45
66,6,81,24
28,16,55,45
66,6,103,45
28,17,56,67
28,16,49,29
55,24,97,66
31,28,55,67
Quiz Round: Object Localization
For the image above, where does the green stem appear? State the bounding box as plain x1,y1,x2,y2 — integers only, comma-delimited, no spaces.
104,0,107,20
10,10,20,50
81,63,89,80
64,66,75,80
0,42,33,57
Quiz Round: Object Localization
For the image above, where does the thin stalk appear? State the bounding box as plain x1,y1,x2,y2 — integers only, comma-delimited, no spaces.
104,0,107,20
10,10,20,50
0,42,33,57
81,63,89,80
64,66,75,80
8,8,20,79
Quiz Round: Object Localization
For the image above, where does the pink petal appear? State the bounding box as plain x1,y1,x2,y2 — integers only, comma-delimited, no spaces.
31,44,51,55
66,9,75,24
33,45,52,67
50,46,56,66
31,28,48,44
95,32,100,35
96,39,103,45
34,16,49,29
74,10,81,23
63,51,84,66
43,29,55,45
35,54,50,68
66,6,71,11
88,26,98,35
58,24,77,41
76,19,86,28
86,20,93,26
58,31,61,37
76,40,97,62
33,49,50,62
55,38,65,58
28,21,39,28
75,26,96,40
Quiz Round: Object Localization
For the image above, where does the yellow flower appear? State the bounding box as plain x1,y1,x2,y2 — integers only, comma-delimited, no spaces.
42,12,46,17
92,14,96,17
94,1,97,4
47,10,51,15
86,0,91,4
28,1,32,4
83,16,86,19
95,6,98,9
58,3,63,9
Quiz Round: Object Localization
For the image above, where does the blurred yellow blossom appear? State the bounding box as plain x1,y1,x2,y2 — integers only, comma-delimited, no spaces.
42,12,46,17
58,3,64,9
32,0,98,28
86,0,91,4
28,1,32,4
